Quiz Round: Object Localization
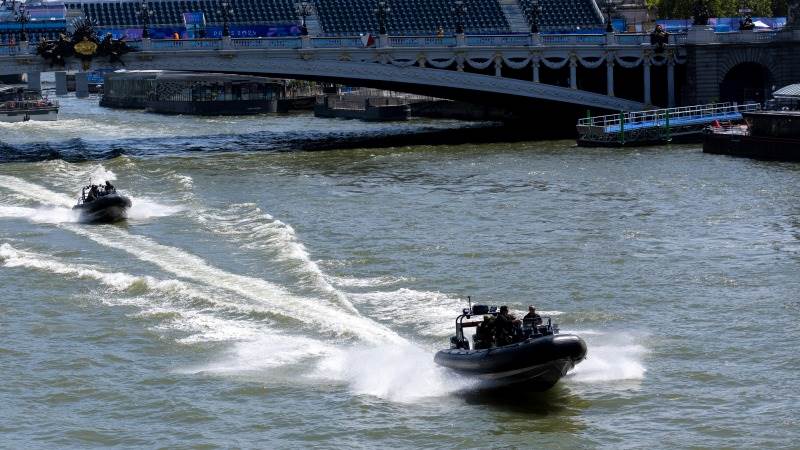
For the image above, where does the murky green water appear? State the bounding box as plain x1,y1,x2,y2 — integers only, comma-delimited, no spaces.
1,96,799,448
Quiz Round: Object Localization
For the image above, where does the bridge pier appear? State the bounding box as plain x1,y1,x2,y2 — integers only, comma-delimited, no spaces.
55,71,68,96
606,59,614,97
667,60,675,107
26,72,41,92
532,58,540,82
75,72,89,98
643,60,652,105
569,56,577,89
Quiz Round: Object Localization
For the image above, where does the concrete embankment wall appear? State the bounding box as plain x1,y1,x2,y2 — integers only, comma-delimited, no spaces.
409,100,517,122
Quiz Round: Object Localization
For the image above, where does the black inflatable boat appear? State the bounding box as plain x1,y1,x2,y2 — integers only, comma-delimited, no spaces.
73,183,132,224
434,304,587,391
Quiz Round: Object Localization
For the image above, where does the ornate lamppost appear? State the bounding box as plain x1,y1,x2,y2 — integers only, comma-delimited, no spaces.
15,4,30,42
219,1,234,37
529,0,542,34
138,0,152,39
603,0,616,33
452,0,467,34
296,1,311,35
375,1,390,35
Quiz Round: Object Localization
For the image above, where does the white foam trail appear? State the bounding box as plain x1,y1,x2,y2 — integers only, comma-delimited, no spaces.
328,275,409,288
566,330,647,383
0,176,402,344
0,243,288,345
201,203,359,314
315,344,476,402
0,205,78,223
349,288,463,336
127,197,185,220
0,243,184,292
183,335,336,373
60,223,403,344
0,175,74,207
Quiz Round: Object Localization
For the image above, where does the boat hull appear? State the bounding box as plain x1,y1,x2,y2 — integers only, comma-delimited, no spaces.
434,334,587,391
0,108,58,122
73,194,132,224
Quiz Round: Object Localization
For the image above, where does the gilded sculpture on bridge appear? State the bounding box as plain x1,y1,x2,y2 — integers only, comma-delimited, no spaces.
36,18,134,69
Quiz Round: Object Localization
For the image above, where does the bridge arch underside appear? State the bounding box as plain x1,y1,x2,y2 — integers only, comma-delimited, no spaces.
720,62,772,104
122,54,647,132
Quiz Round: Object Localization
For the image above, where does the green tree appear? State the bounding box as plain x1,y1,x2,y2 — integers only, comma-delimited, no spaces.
650,0,780,17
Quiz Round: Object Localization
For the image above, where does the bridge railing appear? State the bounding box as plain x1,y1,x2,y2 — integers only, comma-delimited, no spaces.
0,29,791,58
389,36,458,48
0,45,20,56
232,37,303,49
465,34,532,47
148,39,224,50
310,37,364,48
541,34,607,46
713,30,780,43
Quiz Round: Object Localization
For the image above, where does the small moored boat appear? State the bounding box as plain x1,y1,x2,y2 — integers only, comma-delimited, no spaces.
0,87,59,123
73,182,132,223
434,304,586,391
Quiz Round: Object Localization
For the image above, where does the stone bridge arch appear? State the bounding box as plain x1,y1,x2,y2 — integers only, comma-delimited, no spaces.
717,47,777,103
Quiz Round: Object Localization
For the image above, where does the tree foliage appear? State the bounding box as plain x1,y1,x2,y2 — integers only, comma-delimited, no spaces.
650,0,786,18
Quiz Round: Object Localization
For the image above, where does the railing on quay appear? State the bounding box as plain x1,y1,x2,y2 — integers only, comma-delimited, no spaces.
578,102,762,130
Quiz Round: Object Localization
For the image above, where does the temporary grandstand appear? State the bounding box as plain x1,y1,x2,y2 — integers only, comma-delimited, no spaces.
0,1,68,44
1,0,606,41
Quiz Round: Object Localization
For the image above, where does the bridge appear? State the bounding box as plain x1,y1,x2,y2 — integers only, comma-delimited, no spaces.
1,28,799,114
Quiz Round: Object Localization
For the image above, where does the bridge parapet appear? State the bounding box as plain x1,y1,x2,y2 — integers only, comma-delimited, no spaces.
3,30,796,57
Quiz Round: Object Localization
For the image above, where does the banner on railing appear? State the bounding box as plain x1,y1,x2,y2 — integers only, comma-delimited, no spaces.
101,24,302,40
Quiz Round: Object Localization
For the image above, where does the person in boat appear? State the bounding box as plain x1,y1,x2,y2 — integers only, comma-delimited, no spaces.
86,184,100,201
474,315,495,349
104,180,115,194
524,305,542,326
495,305,521,346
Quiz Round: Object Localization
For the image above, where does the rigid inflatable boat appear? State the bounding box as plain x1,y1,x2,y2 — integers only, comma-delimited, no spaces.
73,183,132,224
434,304,586,391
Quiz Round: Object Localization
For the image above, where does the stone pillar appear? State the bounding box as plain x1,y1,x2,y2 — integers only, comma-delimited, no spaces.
222,35,232,49
75,72,89,98
301,35,310,49
142,37,152,50
26,72,41,92
667,59,676,108
532,58,540,83
788,0,800,29
494,57,502,77
55,71,68,96
456,33,465,47
606,58,614,97
379,33,389,48
531,33,541,46
569,55,577,89
605,31,616,45
643,59,652,105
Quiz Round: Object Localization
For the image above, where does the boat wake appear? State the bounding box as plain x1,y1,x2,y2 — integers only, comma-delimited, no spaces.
565,329,647,384
0,170,647,401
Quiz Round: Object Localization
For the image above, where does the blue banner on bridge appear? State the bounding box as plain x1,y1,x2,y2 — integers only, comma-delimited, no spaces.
100,24,302,40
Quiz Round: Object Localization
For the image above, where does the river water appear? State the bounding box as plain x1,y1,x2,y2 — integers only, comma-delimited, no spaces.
1,95,798,448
